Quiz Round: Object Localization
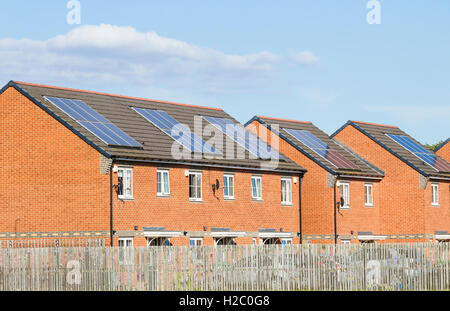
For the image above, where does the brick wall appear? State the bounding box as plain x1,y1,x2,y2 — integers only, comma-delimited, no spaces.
436,142,450,162
333,124,450,239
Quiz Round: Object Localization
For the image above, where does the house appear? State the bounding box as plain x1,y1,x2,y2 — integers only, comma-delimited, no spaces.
0,81,306,247
331,121,450,242
435,138,449,162
245,116,385,244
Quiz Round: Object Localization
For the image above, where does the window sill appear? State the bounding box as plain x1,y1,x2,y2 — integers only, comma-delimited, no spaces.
339,206,350,210
252,199,263,202
282,203,293,206
157,194,170,198
365,204,374,208
224,197,235,201
118,197,134,201
189,199,203,203
432,204,440,207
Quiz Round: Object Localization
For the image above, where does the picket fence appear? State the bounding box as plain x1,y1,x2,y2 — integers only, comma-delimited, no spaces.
0,242,449,291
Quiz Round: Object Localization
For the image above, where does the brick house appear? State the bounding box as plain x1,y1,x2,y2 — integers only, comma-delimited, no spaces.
245,116,385,244
435,138,449,162
331,121,450,242
0,81,306,247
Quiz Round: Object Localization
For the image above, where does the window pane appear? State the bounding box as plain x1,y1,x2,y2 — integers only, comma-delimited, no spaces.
251,178,257,198
157,171,161,193
229,177,234,197
163,172,169,194
223,176,229,197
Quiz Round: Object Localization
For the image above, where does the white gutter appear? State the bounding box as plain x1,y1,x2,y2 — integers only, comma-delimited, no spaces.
210,231,246,238
259,232,296,238
435,234,450,240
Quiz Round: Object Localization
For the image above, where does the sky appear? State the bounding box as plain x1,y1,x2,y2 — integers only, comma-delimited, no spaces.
0,1,449,145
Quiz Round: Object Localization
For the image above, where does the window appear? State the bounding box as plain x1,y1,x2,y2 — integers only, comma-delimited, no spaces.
223,174,235,199
339,182,350,209
251,176,262,200
190,238,203,261
281,177,292,205
117,167,133,200
118,238,133,265
147,237,171,246
157,169,170,196
281,238,292,245
431,183,439,206
364,183,373,207
341,239,351,245
189,172,202,201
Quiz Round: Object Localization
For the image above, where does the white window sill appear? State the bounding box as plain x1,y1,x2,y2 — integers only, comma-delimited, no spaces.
340,206,350,210
252,198,263,202
282,202,293,206
224,197,235,201
189,199,203,203
432,204,440,207
365,204,374,208
157,194,170,198
118,197,134,201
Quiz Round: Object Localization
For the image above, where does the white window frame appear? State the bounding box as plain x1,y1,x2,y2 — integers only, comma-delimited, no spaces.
157,169,170,197
189,171,202,201
118,237,134,265
338,181,350,209
251,176,262,201
223,174,235,200
117,167,133,200
431,183,439,206
364,183,373,207
281,177,293,205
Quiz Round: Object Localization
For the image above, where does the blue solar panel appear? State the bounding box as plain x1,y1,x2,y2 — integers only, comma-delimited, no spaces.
202,116,280,159
386,134,450,172
284,128,360,170
132,108,221,155
44,96,142,147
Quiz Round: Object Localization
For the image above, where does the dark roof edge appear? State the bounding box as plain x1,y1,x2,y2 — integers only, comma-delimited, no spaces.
331,120,431,177
113,157,306,175
332,138,385,177
0,81,112,159
245,116,337,176
434,138,449,153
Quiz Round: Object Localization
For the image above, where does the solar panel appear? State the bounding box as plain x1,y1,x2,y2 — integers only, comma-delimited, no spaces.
284,128,360,170
132,108,221,155
386,134,450,172
44,96,142,147
202,116,280,160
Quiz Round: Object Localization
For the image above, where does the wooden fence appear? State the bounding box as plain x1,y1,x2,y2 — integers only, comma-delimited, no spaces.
0,242,449,291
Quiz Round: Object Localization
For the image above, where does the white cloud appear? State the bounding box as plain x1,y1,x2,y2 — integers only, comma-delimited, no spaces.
289,51,320,66
0,24,280,91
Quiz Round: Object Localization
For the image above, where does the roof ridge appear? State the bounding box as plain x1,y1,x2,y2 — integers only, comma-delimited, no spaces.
13,81,223,111
258,116,312,124
350,120,398,129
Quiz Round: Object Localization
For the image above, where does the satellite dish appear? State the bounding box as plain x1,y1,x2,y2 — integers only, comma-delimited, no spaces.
215,179,220,190
340,197,345,207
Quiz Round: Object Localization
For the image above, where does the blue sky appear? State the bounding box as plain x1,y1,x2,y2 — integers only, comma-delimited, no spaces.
1,1,449,144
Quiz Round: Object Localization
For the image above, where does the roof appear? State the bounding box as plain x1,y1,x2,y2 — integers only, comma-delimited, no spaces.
331,120,450,179
246,116,384,178
435,138,449,153
2,81,305,173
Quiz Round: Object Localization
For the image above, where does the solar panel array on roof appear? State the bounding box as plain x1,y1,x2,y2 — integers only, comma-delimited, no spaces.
132,108,221,155
284,128,360,170
386,134,450,172
44,96,142,147
203,116,280,160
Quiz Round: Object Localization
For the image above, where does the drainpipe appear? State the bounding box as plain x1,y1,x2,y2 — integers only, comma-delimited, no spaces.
299,174,303,244
333,180,338,245
110,161,114,247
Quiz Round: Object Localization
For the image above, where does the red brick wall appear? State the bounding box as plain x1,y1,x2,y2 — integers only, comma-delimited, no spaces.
436,142,450,162
0,86,110,234
246,121,381,243
113,164,301,246
333,124,450,238
0,86,301,246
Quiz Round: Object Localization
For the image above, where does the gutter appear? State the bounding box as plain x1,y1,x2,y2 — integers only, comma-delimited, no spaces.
299,174,303,244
